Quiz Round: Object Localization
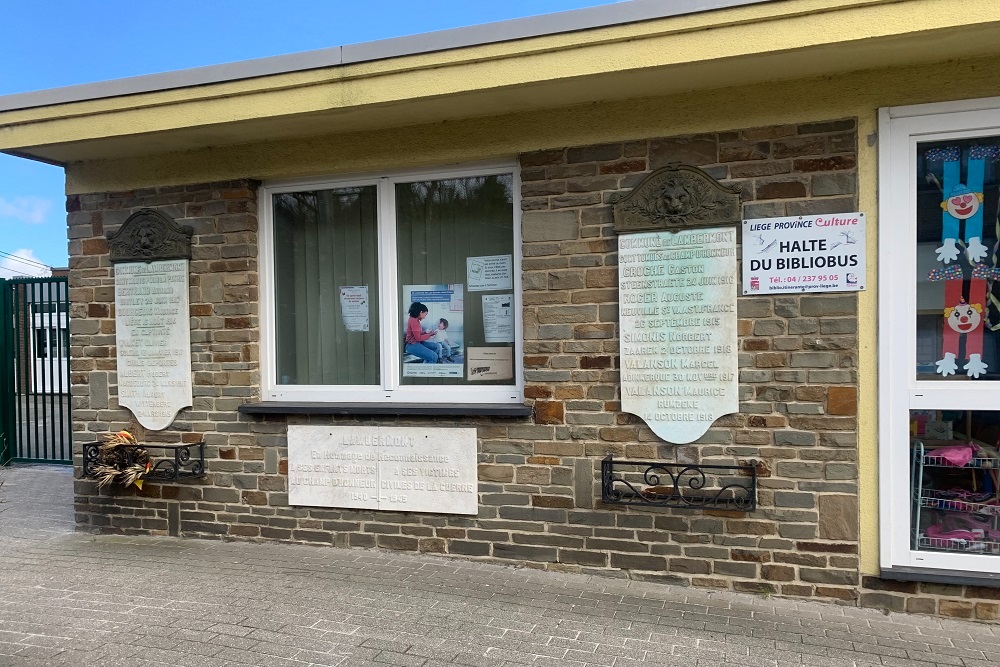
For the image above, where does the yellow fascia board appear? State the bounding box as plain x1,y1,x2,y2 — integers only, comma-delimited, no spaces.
2,0,998,156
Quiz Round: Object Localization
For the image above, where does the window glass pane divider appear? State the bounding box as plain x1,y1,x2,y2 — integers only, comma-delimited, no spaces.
379,177,401,392
510,167,526,401
258,187,279,396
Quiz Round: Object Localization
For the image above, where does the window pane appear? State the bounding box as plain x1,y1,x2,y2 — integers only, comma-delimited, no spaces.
396,174,515,386
273,187,380,385
911,409,1000,556
916,140,1000,380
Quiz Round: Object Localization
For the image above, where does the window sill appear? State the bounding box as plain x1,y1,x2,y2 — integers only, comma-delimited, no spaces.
237,401,533,418
880,566,1000,588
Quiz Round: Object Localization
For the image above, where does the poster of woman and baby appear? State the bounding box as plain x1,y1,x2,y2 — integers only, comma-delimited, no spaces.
402,282,515,379
402,284,466,378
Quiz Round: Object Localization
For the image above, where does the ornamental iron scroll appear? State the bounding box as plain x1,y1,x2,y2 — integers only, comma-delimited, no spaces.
601,456,756,511
106,208,193,263
83,441,205,483
612,164,742,234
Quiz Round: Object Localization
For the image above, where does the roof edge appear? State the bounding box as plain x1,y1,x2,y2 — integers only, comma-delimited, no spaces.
0,0,773,113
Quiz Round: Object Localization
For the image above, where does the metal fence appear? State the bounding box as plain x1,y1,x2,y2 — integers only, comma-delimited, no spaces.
0,277,72,464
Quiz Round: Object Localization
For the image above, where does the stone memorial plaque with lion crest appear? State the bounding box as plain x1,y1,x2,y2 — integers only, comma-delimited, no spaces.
614,165,740,444
108,209,194,431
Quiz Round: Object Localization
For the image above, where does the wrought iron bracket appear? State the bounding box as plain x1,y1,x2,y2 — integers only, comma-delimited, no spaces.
601,456,756,511
83,441,206,482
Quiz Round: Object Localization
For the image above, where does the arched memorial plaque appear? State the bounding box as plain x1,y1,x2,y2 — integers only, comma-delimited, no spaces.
107,209,194,431
614,165,740,444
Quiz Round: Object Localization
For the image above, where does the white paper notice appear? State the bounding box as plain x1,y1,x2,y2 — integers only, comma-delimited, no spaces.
339,286,369,332
482,294,514,343
467,347,514,381
467,255,513,291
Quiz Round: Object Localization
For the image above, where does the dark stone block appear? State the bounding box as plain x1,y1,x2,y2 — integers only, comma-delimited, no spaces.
800,568,858,585
449,540,491,556
568,511,616,526
293,530,332,543
183,521,229,535
377,535,419,551
861,576,918,594
260,527,292,540
567,143,623,164
650,136,718,168
512,533,583,548
859,592,906,612
586,538,648,553
493,543,558,562
610,553,666,571
348,533,376,548
498,507,567,523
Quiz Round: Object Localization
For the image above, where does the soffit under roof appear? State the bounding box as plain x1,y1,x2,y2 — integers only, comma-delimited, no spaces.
1,0,997,165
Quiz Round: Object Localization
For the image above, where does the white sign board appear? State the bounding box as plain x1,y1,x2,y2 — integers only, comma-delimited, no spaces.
467,347,514,381
619,229,738,444
482,294,514,343
467,254,513,291
339,286,369,332
115,260,192,430
742,213,866,294
287,425,478,515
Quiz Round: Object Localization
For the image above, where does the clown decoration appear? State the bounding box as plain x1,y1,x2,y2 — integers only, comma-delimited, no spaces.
938,296,986,377
927,145,999,378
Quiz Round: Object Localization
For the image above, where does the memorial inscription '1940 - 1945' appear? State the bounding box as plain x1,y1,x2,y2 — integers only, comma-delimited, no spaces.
287,425,478,515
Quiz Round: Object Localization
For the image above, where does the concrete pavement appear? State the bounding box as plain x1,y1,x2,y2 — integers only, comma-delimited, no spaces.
0,464,998,667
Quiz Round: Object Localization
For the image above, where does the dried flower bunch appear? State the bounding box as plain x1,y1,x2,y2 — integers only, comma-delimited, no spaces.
91,430,152,490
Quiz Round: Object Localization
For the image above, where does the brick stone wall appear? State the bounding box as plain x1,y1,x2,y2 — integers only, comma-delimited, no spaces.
67,122,999,621
517,120,862,597
70,180,261,531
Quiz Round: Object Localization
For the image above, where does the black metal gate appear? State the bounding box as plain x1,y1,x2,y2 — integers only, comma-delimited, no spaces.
0,277,72,465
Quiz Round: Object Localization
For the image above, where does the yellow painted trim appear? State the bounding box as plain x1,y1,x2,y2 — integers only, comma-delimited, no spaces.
856,114,879,575
65,55,1000,194
3,0,1000,158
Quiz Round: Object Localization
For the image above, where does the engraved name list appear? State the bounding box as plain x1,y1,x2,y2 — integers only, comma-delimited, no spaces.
618,229,738,444
114,260,193,430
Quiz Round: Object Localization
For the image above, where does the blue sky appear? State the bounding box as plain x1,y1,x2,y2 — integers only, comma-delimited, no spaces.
0,0,619,277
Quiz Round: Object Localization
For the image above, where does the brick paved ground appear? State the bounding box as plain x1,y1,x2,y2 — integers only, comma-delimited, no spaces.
0,465,998,667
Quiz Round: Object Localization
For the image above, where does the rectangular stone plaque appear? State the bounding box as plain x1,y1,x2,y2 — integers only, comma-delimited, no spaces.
619,228,738,444
115,259,192,430
287,425,478,515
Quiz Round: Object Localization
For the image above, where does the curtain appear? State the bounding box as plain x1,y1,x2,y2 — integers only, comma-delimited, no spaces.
273,186,380,385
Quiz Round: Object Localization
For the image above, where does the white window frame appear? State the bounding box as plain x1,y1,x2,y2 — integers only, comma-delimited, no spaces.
259,160,524,405
879,96,1000,575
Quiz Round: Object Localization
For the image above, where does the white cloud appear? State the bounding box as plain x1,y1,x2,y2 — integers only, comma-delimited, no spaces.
0,196,53,224
0,248,51,278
